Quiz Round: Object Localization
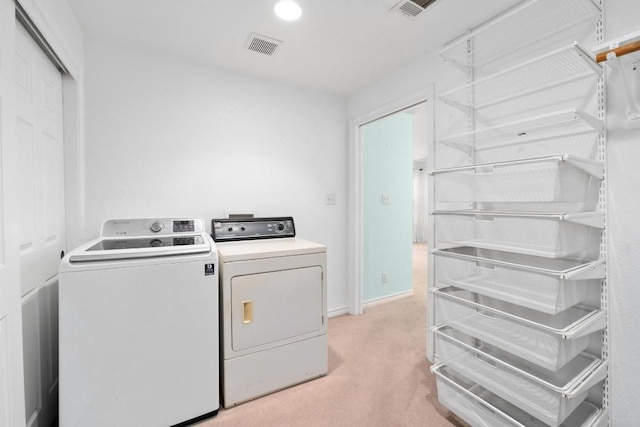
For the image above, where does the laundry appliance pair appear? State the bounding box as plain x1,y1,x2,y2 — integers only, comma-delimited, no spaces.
59,216,327,425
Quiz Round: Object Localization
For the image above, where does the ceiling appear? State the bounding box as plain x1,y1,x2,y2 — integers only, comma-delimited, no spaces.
66,0,522,96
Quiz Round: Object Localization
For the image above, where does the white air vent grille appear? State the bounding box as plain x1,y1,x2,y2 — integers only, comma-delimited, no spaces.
392,0,437,18
245,33,283,56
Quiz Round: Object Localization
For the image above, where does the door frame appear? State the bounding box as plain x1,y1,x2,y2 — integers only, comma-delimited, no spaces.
347,85,434,315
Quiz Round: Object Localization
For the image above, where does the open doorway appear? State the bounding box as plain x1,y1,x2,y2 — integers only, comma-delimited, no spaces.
348,85,433,315
409,103,429,302
359,101,429,308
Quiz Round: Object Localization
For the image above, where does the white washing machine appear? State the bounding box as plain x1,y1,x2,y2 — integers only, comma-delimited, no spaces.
59,218,219,427
212,217,328,407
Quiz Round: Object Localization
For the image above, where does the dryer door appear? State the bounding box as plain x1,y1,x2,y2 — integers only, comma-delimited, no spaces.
231,266,323,352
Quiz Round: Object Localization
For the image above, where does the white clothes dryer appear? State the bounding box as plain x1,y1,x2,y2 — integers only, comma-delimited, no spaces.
59,218,219,427
212,217,328,408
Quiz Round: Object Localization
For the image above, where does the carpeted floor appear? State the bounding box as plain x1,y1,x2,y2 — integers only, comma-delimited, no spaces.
198,243,464,427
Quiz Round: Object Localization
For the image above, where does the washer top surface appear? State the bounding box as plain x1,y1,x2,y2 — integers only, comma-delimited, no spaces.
216,237,325,262
62,218,215,264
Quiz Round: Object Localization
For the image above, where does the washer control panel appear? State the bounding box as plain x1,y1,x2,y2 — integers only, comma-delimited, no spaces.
212,217,295,242
101,218,203,237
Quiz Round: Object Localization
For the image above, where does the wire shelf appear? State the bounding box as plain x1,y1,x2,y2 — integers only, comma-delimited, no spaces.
433,247,605,315
432,211,603,259
432,155,604,214
438,0,601,73
439,109,603,153
434,286,606,371
439,44,601,111
434,326,607,426
433,365,605,427
432,155,604,179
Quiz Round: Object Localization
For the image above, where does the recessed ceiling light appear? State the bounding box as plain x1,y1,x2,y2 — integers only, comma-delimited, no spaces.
274,1,302,21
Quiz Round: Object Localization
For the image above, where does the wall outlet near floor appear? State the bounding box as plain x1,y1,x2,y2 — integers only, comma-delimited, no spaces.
325,193,336,205
381,272,388,283
382,193,391,205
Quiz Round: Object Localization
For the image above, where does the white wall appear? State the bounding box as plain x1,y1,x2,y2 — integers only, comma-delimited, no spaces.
83,38,349,312
349,52,465,143
349,0,640,421
602,1,640,425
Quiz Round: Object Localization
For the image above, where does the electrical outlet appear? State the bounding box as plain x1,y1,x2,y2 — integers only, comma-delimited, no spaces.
381,272,388,283
382,193,391,205
325,193,336,205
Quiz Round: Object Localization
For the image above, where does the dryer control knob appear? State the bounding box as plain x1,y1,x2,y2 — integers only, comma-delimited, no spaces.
149,221,164,233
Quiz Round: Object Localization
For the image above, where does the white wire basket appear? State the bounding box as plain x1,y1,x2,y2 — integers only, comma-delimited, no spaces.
433,247,604,314
433,155,603,213
433,211,603,259
434,287,606,371
433,365,606,427
433,326,607,426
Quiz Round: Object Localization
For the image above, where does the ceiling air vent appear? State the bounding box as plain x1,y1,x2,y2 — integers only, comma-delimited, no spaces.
245,33,283,56
392,0,438,18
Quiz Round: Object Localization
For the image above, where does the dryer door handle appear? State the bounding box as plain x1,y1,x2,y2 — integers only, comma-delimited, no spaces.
243,300,254,324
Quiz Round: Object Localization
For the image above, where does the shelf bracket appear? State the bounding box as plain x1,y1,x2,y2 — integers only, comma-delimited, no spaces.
564,360,609,399
438,139,474,155
562,258,606,280
564,156,605,179
439,97,472,115
563,309,607,340
563,211,605,229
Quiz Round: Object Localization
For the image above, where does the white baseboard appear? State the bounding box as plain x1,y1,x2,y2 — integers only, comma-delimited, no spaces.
328,306,350,318
328,290,415,318
363,290,414,309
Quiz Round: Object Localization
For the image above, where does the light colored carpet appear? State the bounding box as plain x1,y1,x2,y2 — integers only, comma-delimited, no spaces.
198,243,464,427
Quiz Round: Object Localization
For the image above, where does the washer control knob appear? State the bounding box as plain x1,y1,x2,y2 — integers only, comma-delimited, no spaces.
149,221,164,233
276,223,285,231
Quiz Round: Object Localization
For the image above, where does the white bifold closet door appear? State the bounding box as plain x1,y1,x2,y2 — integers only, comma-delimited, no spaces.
15,18,65,427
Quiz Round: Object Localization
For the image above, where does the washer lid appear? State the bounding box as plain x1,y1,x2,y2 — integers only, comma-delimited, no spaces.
68,234,211,262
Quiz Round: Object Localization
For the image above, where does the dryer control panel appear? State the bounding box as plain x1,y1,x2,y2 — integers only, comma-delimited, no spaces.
212,217,295,242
